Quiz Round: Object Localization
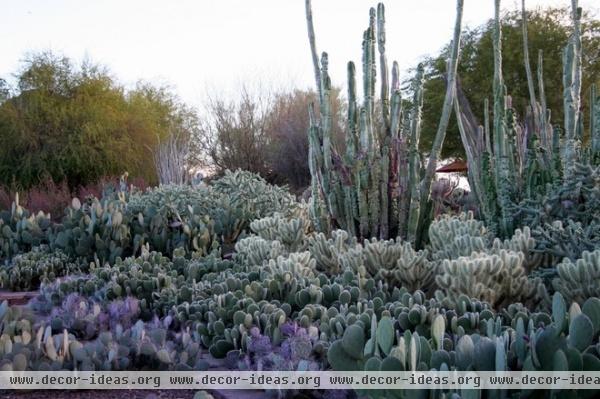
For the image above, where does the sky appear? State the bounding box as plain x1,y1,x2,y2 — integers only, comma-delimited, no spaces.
0,0,597,107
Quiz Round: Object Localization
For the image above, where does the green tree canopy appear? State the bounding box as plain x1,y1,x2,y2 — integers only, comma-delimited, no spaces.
0,51,200,189
419,6,600,159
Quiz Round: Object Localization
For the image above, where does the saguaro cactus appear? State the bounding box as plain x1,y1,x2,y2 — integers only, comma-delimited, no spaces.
305,0,464,247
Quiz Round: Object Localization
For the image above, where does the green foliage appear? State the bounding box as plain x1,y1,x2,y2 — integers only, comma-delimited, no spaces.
420,6,600,158
0,52,200,189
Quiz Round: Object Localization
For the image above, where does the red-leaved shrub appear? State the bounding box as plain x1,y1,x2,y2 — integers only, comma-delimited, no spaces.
0,175,151,221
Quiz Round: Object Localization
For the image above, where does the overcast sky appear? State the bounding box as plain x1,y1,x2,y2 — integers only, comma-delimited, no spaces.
0,0,596,106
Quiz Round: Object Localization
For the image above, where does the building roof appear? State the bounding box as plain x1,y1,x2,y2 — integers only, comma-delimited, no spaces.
436,159,468,173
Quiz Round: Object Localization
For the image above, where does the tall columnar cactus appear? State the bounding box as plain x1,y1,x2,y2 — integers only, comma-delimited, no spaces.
454,0,599,238
591,84,600,162
305,0,464,247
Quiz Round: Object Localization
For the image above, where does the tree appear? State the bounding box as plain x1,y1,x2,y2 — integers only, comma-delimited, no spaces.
199,86,343,191
419,6,600,159
128,83,202,185
199,86,272,179
0,51,201,189
264,88,344,191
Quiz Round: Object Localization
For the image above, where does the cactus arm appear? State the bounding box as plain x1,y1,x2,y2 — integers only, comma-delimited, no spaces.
347,62,359,162
376,4,391,239
537,49,553,168
308,104,328,230
562,1,583,178
454,94,487,225
377,3,390,133
345,61,360,236
320,53,332,176
592,84,600,159
484,98,492,155
417,0,464,246
357,108,370,237
305,0,322,102
491,0,514,237
521,0,538,123
406,65,425,245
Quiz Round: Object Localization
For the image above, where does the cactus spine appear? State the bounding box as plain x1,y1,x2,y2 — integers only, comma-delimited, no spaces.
305,0,464,247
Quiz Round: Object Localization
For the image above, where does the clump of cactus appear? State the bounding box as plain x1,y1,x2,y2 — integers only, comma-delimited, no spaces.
211,170,299,220
429,212,544,272
234,236,286,267
427,211,491,261
553,249,600,305
362,238,436,293
325,292,600,398
305,0,464,248
0,299,209,372
455,0,600,245
435,249,549,309
250,213,308,252
533,219,600,264
0,193,52,261
308,229,358,275
0,170,299,265
0,245,81,291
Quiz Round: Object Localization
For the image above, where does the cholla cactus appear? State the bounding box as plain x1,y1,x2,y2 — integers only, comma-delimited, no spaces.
305,0,464,247
491,226,545,272
362,237,436,293
427,212,491,261
436,249,548,308
428,213,545,271
211,169,298,220
534,220,600,263
553,250,600,305
308,230,358,275
234,236,286,267
264,252,316,280
250,213,307,252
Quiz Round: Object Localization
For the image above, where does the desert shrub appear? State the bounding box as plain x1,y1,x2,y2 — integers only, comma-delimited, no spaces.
0,52,201,190
199,87,344,191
